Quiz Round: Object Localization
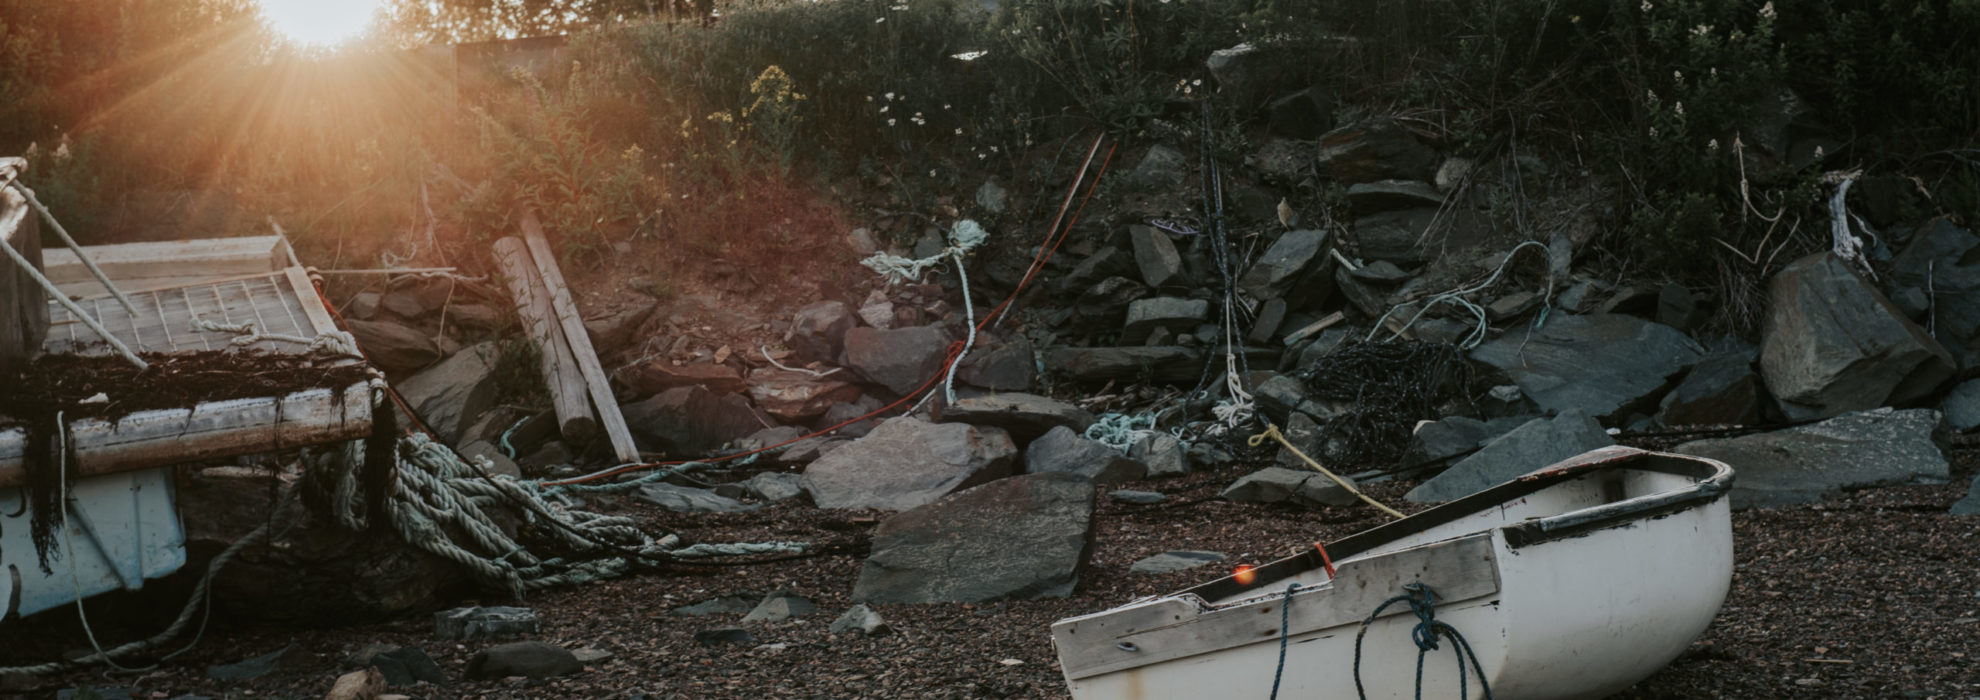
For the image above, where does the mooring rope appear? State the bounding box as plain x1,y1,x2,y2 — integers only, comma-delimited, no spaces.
1366,240,1553,350
1352,582,1494,700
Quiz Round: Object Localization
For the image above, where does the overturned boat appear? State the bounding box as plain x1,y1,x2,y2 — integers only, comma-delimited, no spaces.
1051,446,1735,700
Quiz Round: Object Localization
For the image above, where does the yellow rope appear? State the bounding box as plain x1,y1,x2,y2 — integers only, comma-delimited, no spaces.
1248,423,1407,520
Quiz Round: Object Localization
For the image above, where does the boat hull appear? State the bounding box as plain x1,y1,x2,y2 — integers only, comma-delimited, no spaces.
0,467,188,619
1054,447,1734,700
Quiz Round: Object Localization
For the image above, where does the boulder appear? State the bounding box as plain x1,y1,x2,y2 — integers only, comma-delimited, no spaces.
788,300,858,364
326,669,386,700
747,368,863,421
465,642,581,680
814,394,883,438
841,325,951,395
1221,466,1356,508
1401,416,1522,467
1760,253,1954,420
1237,229,1327,301
1267,86,1335,139
1469,314,1703,423
935,392,1095,445
615,360,746,397
435,606,538,641
1130,550,1226,574
1406,411,1615,503
956,333,1036,391
1657,353,1763,426
1249,298,1289,344
397,342,502,444
620,385,772,455
1128,434,1191,478
1888,219,1980,369
1676,408,1951,509
345,319,439,375
1045,346,1208,384
1024,426,1147,483
1122,297,1210,345
635,483,756,513
1252,374,1309,424
802,416,1017,510
852,473,1096,603
1314,119,1439,184
1130,225,1185,288
1352,208,1439,265
1944,379,1980,433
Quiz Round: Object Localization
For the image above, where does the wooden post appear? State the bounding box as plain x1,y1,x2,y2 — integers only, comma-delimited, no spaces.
492,237,598,443
0,167,47,378
517,210,640,463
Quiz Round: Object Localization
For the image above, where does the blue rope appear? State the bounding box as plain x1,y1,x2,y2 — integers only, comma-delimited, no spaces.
1267,582,1301,700
1351,582,1494,700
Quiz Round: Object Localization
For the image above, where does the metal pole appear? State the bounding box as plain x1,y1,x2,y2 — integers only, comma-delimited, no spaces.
9,183,142,317
0,226,147,370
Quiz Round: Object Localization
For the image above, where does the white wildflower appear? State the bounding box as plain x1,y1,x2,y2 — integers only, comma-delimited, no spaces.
1759,2,1776,19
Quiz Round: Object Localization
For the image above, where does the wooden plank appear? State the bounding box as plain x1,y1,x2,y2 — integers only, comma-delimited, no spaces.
283,266,340,336
1054,533,1499,680
1281,311,1346,347
41,236,288,292
518,210,639,462
0,382,374,487
1,185,46,377
492,237,597,442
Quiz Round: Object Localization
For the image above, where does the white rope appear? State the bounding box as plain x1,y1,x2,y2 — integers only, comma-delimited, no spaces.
859,218,988,284
1084,412,1159,452
943,239,979,405
1366,240,1554,350
761,345,841,377
668,541,809,558
189,317,362,358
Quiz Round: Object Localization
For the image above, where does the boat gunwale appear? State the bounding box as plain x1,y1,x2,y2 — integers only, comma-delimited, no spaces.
1175,447,1732,603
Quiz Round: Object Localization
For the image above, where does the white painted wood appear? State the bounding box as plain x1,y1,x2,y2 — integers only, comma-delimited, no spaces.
42,235,289,297
519,211,639,462
0,467,187,619
45,269,326,356
1053,448,1737,700
492,237,597,442
0,382,373,487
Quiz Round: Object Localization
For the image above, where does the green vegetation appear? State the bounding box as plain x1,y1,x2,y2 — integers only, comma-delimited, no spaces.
2,0,1974,310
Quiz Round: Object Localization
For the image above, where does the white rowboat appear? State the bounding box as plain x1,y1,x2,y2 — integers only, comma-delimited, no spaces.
1051,446,1735,700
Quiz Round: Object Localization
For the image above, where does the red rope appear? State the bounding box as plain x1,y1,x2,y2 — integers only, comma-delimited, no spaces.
544,135,1117,487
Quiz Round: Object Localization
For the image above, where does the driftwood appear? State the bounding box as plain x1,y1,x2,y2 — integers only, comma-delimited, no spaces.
518,210,640,462
492,236,598,443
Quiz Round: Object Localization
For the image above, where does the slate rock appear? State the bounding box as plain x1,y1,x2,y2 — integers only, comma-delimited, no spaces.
1222,466,1356,508
1122,297,1209,345
323,670,384,700
636,483,756,513
802,416,1017,511
1760,252,1954,420
621,385,772,455
1352,208,1439,265
1129,225,1185,288
747,368,862,421
788,300,858,363
1249,298,1289,344
1469,314,1703,423
1237,229,1327,301
207,645,292,681
1024,426,1147,484
1676,408,1951,509
852,473,1097,603
435,606,539,641
782,437,849,463
1345,180,1444,214
858,290,895,330
466,642,582,680
671,594,758,616
935,392,1095,445
1314,119,1439,184
1075,276,1152,325
1401,416,1521,467
1130,550,1226,574
829,604,892,636
347,292,383,320
345,319,440,375
841,325,950,396
1267,86,1335,139
740,472,807,501
1109,489,1167,505
1272,412,1331,470
1657,353,1763,426
1406,411,1615,503
957,333,1036,391
350,645,448,687
1130,145,1189,189
1888,219,1980,369
582,303,655,356
694,627,757,646
1944,379,1980,433
1252,374,1309,424
1128,433,1190,478
1952,478,1980,516
1045,346,1208,384
457,440,521,478
1060,247,1138,296
615,361,746,398
740,591,817,623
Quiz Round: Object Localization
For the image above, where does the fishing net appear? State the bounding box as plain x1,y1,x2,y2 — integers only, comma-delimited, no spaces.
1291,339,1472,467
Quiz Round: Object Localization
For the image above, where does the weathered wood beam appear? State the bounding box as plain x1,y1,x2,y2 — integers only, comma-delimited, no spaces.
492,236,598,443
518,211,640,462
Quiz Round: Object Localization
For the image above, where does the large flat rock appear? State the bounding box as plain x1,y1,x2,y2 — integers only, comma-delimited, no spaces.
1469,313,1702,423
1406,411,1615,503
935,392,1095,444
841,325,951,396
1676,408,1950,509
852,473,1096,603
802,416,1016,511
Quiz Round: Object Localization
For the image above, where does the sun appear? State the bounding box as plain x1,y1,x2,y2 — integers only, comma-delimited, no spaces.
258,0,384,48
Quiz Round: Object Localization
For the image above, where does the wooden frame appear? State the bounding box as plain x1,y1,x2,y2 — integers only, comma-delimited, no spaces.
40,235,290,298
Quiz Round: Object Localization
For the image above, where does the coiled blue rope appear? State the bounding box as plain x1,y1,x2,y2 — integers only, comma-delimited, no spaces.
1351,582,1494,700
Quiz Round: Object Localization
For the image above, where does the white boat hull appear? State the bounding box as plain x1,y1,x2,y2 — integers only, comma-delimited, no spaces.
1054,447,1734,700
0,467,188,619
